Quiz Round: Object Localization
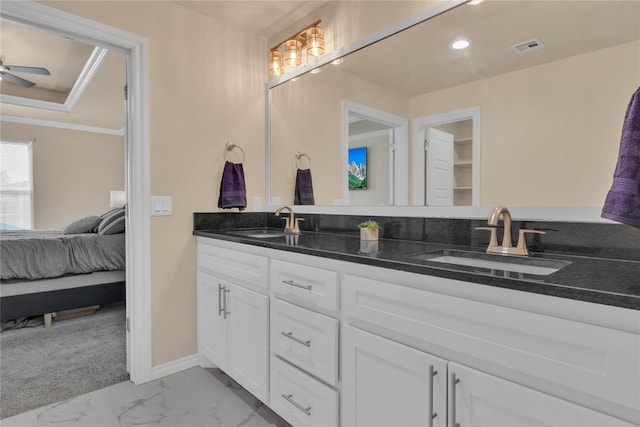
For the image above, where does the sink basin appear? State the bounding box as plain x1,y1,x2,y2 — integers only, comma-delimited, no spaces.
410,249,571,276
228,229,288,239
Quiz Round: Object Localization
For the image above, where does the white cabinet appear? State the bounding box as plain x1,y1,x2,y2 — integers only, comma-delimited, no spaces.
271,299,339,386
343,325,631,427
449,362,630,427
197,239,269,403
271,356,339,427
342,326,447,427
197,271,227,369
226,282,269,402
343,273,640,423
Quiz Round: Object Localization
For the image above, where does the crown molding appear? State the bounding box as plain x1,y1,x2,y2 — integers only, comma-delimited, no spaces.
1,114,124,136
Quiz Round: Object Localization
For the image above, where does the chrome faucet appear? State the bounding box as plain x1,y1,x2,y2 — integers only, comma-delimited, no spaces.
476,206,544,256
275,206,304,235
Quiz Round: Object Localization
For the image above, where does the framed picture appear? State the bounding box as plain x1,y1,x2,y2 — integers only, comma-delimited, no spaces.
348,147,367,190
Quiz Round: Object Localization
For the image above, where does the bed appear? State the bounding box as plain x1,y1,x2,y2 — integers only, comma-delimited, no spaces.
0,225,126,327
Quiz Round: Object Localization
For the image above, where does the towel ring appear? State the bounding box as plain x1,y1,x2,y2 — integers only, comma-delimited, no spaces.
225,142,245,163
296,151,311,168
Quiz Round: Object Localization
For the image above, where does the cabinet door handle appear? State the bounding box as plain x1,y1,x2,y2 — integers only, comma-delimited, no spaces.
223,288,230,319
449,372,460,427
428,365,438,427
281,393,311,415
218,284,224,317
281,279,312,291
281,331,311,347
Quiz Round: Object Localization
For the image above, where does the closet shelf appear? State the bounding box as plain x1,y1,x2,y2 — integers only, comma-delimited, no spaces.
454,186,472,191
454,137,473,144
454,161,473,167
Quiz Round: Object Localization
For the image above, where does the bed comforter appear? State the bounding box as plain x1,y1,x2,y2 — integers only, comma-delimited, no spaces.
0,230,125,281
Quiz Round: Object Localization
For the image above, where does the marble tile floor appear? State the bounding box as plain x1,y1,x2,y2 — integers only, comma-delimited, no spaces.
1,367,291,427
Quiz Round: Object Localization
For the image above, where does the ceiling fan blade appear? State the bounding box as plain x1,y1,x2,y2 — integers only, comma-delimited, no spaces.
4,65,51,75
0,71,36,87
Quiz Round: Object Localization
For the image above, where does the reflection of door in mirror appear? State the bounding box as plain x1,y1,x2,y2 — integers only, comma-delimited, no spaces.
413,107,480,206
342,101,409,206
425,128,454,206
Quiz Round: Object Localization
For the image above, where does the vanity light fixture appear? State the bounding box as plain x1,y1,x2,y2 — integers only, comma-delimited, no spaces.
310,67,321,74
331,58,344,65
450,39,471,50
268,19,325,76
467,0,485,5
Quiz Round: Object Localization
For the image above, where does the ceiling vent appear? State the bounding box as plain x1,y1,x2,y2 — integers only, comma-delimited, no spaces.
512,39,544,54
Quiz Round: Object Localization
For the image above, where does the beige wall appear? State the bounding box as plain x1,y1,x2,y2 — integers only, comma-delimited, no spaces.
410,40,640,207
1,122,124,229
44,1,266,366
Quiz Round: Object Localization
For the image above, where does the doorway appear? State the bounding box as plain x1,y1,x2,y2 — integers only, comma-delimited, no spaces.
342,100,409,206
412,106,481,206
1,1,151,383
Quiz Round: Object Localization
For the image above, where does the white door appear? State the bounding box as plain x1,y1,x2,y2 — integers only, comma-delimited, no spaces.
425,127,454,206
342,325,447,427
449,362,631,427
197,272,228,369
227,283,269,403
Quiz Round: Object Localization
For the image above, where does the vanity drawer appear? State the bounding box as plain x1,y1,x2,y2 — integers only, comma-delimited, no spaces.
271,259,339,312
271,299,339,386
270,355,339,427
343,274,640,424
198,239,268,290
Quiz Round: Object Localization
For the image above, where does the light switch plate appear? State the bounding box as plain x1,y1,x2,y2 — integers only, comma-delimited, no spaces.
151,196,172,216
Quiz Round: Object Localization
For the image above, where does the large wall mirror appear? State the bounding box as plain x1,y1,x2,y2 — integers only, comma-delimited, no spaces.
268,0,640,218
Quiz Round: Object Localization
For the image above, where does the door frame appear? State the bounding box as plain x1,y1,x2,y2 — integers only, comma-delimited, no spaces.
342,100,408,206
412,106,481,206
1,1,152,383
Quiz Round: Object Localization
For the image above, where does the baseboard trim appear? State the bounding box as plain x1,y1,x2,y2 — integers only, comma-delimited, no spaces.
150,353,202,380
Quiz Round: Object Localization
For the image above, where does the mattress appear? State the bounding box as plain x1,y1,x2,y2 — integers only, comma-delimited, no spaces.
0,229,125,280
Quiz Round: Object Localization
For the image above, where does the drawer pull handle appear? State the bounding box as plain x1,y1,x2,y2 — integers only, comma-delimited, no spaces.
223,288,230,319
218,284,224,317
428,365,438,427
281,331,311,347
449,372,460,427
282,279,312,291
281,393,311,415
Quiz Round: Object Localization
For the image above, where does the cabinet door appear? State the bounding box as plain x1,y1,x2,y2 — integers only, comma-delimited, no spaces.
449,362,631,427
343,326,447,427
197,271,227,369
227,283,269,403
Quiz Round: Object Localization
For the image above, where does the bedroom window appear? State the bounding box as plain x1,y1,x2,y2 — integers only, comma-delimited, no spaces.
0,140,33,230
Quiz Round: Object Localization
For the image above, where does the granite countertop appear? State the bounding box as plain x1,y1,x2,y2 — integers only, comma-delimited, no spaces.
194,228,640,311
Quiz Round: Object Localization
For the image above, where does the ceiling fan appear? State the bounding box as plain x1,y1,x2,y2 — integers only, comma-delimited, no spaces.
0,58,50,88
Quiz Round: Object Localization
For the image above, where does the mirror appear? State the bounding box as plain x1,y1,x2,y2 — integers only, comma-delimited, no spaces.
268,0,640,212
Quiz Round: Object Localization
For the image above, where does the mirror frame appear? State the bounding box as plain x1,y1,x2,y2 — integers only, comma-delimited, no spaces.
265,0,612,222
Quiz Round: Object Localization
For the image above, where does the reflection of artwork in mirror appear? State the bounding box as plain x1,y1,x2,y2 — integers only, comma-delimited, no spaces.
348,147,367,190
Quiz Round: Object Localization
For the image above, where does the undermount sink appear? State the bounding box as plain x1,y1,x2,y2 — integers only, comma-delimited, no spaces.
228,229,288,239
410,249,571,276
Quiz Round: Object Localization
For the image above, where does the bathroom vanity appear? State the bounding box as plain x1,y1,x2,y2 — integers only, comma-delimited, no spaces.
193,213,640,426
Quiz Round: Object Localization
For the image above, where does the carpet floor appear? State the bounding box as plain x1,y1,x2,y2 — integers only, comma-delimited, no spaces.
0,301,128,419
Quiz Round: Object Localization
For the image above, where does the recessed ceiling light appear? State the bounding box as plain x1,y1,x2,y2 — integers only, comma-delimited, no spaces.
331,58,343,65
310,68,321,74
450,39,471,50
468,0,484,5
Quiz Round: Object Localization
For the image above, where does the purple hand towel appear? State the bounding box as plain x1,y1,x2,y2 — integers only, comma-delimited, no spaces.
218,161,247,211
602,87,640,227
294,168,315,205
